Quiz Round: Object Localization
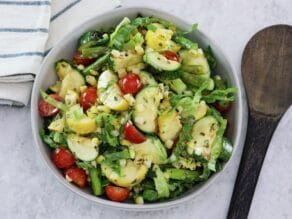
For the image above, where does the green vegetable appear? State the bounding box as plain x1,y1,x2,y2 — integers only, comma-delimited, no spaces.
123,32,144,50
97,114,120,147
81,46,108,58
79,33,109,51
200,163,211,180
173,35,198,49
40,90,68,111
39,125,67,148
109,17,136,49
202,87,237,103
104,150,130,162
144,51,181,72
204,45,217,70
76,161,93,170
208,125,226,171
159,78,187,94
155,69,182,80
181,72,214,90
131,16,152,27
170,80,209,119
166,168,200,182
131,136,168,164
213,75,227,90
143,189,159,202
83,52,110,75
171,118,194,158
219,137,233,162
153,165,170,198
89,168,102,196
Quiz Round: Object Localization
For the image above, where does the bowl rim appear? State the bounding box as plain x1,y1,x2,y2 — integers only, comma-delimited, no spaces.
31,6,248,211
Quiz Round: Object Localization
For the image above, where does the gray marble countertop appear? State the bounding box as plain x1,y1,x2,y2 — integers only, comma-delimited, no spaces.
0,0,291,218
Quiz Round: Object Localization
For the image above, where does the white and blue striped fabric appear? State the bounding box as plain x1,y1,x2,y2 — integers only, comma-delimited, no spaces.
0,0,120,106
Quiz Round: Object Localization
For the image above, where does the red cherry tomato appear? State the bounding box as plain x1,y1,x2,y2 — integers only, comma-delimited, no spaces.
65,166,87,188
124,122,146,144
52,148,75,169
163,51,179,62
38,94,62,117
105,185,129,202
79,87,97,110
73,52,95,66
213,101,231,113
119,73,142,95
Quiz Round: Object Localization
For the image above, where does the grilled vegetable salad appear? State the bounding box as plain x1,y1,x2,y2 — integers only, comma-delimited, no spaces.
39,16,236,204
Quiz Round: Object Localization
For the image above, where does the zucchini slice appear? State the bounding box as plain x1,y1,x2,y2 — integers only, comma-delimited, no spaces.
101,160,148,187
97,70,129,111
133,86,163,133
130,136,168,164
187,116,219,159
179,49,210,77
67,134,99,161
158,110,182,148
144,51,181,72
57,61,85,98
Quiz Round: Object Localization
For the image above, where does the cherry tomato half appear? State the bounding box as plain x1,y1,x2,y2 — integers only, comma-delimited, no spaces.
105,185,129,202
65,166,87,188
38,94,62,117
123,122,146,144
52,148,75,169
73,52,95,66
79,87,97,110
163,51,179,62
119,73,142,95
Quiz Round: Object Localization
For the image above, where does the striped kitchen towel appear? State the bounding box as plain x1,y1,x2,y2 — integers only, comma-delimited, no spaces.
0,0,120,106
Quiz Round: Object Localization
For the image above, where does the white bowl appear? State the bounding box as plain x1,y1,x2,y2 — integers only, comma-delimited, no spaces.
31,6,247,211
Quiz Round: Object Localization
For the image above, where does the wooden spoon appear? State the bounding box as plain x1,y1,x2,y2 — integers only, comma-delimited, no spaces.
228,25,292,219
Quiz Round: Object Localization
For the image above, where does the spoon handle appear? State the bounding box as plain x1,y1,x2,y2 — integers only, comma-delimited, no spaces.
227,111,280,219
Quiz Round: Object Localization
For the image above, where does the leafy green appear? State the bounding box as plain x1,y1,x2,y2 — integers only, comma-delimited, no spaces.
104,150,130,162
143,189,159,202
173,34,198,49
97,114,120,147
170,80,209,118
202,87,237,103
171,118,194,158
123,32,144,50
39,129,67,149
153,165,170,198
204,45,217,70
131,16,152,27
109,17,136,50
213,75,227,90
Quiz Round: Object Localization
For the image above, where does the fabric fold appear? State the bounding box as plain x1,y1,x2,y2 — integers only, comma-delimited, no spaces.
0,0,121,106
